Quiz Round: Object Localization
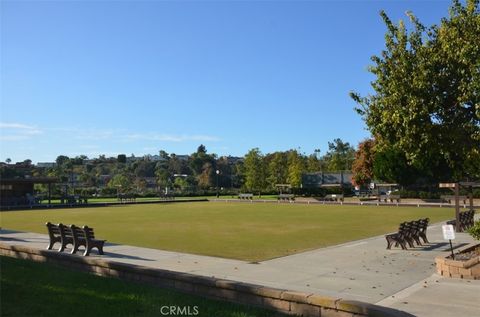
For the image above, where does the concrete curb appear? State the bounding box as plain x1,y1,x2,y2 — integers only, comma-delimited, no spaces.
0,242,414,317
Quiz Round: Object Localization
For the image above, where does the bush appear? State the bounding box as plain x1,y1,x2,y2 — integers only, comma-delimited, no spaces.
418,191,441,199
467,220,480,241
474,189,480,199
397,190,418,198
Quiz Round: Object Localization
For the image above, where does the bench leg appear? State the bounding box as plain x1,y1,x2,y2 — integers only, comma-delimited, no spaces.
59,239,69,252
413,236,422,246
386,238,393,250
71,243,79,254
419,233,429,244
386,236,397,249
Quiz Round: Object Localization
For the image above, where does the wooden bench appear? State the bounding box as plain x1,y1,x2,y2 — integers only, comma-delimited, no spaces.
324,194,344,202
70,224,106,256
277,194,295,202
378,194,401,203
441,195,468,204
385,218,429,250
46,222,75,252
447,209,476,232
46,222,62,251
160,193,175,201
46,222,105,256
238,193,253,200
118,193,136,203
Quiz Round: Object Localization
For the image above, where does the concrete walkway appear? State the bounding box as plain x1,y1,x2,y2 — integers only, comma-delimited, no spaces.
1,219,479,317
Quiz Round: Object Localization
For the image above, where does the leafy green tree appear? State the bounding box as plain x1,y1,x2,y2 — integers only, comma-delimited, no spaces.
173,177,190,191
155,168,171,190
134,178,148,193
373,147,418,185
244,148,266,193
55,155,70,166
350,0,480,181
216,156,233,188
168,154,190,176
71,156,86,165
232,161,245,189
287,150,306,188
108,173,133,192
323,139,356,171
306,153,321,172
117,154,127,164
189,145,215,188
134,160,156,177
266,152,288,189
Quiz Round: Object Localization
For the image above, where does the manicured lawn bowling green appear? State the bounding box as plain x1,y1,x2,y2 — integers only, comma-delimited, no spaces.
0,202,453,261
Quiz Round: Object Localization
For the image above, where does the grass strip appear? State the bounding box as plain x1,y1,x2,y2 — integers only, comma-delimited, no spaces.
0,256,281,317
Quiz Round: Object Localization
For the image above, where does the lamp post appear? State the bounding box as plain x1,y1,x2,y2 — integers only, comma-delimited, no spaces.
216,170,220,198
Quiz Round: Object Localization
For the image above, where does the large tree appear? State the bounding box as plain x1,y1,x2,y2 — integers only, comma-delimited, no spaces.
350,0,480,181
323,138,356,171
287,150,306,188
243,148,266,193
351,139,376,186
266,152,288,189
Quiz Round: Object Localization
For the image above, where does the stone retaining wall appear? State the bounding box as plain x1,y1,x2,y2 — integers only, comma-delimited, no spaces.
435,244,480,279
0,243,413,317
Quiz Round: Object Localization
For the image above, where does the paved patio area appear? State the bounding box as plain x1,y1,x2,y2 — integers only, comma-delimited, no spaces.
1,217,479,317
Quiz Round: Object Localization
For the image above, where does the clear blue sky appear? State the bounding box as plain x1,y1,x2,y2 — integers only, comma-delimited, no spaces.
1,0,451,163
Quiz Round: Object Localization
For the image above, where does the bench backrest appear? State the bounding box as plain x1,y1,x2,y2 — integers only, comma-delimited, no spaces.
46,222,61,237
70,224,86,240
59,223,73,239
82,226,96,240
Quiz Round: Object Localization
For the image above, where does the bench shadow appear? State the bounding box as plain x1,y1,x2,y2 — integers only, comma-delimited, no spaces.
0,237,29,242
55,243,156,261
0,229,25,234
1,229,48,243
1,231,155,262
103,251,156,261
412,242,469,251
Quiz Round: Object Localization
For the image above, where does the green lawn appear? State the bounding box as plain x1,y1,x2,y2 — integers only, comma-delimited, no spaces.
0,202,453,261
0,256,280,317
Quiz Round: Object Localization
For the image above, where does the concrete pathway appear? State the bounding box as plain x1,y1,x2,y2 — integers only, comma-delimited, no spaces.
1,218,479,317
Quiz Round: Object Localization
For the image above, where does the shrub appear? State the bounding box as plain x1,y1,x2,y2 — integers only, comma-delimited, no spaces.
467,220,480,241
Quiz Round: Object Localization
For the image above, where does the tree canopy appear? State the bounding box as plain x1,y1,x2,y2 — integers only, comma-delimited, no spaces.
350,0,480,181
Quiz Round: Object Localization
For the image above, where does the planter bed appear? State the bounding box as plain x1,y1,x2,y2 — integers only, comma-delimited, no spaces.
435,243,480,279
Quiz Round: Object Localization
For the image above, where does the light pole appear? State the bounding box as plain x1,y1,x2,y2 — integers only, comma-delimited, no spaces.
216,170,220,198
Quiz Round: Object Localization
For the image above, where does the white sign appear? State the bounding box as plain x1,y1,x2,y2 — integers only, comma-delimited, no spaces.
442,224,456,240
